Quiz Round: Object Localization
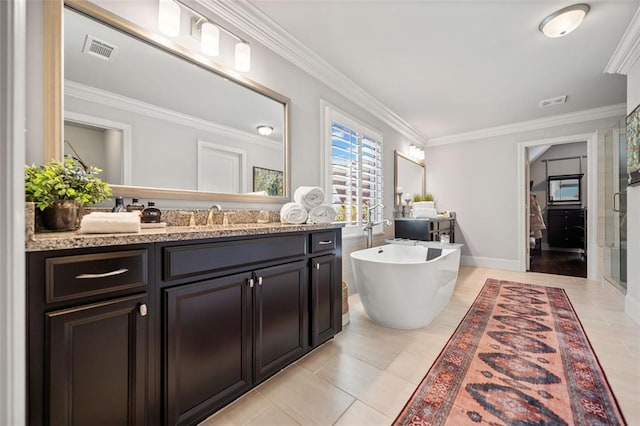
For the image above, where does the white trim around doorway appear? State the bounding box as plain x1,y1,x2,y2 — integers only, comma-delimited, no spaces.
0,0,26,424
517,133,598,280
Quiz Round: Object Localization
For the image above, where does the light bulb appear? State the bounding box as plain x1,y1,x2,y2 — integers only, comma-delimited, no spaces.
235,42,251,72
201,22,220,56
158,0,180,37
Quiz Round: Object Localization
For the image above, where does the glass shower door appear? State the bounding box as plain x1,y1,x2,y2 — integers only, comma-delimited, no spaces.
604,125,627,290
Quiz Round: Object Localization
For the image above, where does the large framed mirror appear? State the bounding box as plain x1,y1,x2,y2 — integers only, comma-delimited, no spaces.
394,151,425,210
44,0,290,202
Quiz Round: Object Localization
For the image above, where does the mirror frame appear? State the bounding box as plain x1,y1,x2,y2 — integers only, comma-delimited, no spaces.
44,0,290,203
393,150,425,210
547,173,583,205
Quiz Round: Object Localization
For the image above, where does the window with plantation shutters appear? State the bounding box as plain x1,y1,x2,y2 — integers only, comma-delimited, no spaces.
323,104,383,237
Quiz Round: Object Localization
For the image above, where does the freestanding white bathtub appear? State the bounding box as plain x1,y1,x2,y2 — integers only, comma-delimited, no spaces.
350,242,462,329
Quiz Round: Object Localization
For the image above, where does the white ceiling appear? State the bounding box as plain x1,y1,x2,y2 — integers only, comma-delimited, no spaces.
247,0,639,140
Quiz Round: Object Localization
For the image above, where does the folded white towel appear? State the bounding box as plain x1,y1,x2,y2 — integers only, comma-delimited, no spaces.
293,186,325,211
280,202,308,224
413,207,438,218
307,205,336,224
79,212,141,234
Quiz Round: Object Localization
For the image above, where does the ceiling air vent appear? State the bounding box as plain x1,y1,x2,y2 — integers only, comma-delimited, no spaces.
82,35,118,62
539,95,567,108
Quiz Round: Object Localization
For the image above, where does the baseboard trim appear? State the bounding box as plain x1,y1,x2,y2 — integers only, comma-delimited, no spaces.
625,294,640,325
342,312,350,326
461,255,521,271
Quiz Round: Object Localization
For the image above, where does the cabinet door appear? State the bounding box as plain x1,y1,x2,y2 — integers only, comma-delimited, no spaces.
47,293,148,426
254,261,308,383
164,272,253,426
310,254,340,347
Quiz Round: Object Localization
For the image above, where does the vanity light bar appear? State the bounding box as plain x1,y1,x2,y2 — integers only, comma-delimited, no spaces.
172,0,251,71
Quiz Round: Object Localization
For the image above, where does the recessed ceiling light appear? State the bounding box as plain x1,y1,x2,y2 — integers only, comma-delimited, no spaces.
539,4,590,38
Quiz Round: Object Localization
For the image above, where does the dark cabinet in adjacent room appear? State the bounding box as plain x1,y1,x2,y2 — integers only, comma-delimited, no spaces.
546,207,586,249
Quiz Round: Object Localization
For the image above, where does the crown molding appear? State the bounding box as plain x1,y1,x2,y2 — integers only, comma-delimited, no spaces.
428,103,626,147
605,6,640,75
197,0,428,145
65,80,282,151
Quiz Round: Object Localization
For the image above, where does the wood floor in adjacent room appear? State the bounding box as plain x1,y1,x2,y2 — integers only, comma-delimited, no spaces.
529,249,587,278
201,266,640,425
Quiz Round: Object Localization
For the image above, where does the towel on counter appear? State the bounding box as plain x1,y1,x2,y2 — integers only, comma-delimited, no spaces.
307,205,336,224
293,186,325,211
280,202,308,224
79,212,141,234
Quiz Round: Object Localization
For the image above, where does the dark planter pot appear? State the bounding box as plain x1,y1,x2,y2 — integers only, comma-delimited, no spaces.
42,201,82,231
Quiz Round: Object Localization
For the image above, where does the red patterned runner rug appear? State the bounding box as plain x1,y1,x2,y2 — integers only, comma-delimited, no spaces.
394,278,626,425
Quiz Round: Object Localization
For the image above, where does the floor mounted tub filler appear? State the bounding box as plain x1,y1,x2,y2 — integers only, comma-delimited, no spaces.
351,241,462,329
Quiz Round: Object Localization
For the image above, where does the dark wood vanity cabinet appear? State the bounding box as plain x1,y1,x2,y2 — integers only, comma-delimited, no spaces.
26,245,153,426
253,261,309,383
27,228,342,426
309,231,341,348
164,272,253,426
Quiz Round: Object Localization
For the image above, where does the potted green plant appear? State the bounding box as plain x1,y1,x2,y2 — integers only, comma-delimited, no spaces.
25,158,112,231
412,193,434,203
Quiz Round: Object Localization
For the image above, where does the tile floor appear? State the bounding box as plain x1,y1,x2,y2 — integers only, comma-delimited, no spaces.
202,266,640,425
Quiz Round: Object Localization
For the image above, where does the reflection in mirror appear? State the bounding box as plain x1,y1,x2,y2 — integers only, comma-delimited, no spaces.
394,151,425,210
46,0,290,202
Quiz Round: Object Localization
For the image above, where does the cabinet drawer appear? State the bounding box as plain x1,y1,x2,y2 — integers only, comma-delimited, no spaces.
164,235,307,281
311,231,336,253
45,250,148,304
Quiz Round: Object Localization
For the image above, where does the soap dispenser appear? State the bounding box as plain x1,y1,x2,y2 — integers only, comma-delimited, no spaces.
141,201,162,223
112,196,125,212
126,198,145,212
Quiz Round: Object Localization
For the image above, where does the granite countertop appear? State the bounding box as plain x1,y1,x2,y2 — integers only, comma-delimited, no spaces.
26,222,342,252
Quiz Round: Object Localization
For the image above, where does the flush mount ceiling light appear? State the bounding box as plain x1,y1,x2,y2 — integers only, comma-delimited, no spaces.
539,4,590,38
257,125,274,136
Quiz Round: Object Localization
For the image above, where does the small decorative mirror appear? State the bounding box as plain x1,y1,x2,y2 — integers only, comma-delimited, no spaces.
394,151,425,210
547,174,582,204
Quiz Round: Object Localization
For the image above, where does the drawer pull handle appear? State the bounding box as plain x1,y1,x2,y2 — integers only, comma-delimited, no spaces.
248,278,254,288
75,268,129,279
258,276,263,286
139,304,148,317
315,263,320,270
318,240,333,245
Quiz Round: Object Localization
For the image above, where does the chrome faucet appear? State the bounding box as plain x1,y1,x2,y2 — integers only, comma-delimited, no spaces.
362,204,391,248
206,204,222,226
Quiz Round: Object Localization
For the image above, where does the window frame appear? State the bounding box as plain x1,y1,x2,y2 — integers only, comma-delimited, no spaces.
321,101,384,238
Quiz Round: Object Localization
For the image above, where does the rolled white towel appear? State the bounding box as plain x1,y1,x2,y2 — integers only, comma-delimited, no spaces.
79,212,141,234
280,202,308,224
293,186,325,211
307,205,336,224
